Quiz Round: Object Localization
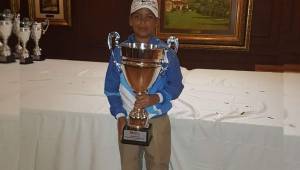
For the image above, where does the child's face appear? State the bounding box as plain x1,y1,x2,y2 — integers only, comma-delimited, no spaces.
129,8,158,41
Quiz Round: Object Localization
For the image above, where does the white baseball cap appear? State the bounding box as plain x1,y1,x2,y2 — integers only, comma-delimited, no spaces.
130,0,159,18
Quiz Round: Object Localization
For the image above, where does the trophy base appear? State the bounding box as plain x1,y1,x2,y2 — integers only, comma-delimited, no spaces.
32,55,46,61
121,124,152,146
0,55,16,63
20,57,34,65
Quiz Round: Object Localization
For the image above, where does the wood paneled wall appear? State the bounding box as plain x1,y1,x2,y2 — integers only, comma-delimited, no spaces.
8,0,300,70
0,1,10,10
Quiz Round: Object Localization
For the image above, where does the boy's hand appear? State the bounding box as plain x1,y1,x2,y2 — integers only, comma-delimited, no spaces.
134,94,160,108
117,117,126,140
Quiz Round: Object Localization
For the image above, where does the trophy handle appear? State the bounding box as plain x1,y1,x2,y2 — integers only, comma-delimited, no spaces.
160,36,179,73
107,32,121,71
167,36,179,53
42,19,49,34
107,32,120,50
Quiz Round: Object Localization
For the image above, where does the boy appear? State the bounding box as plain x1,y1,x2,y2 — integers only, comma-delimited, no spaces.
104,0,184,169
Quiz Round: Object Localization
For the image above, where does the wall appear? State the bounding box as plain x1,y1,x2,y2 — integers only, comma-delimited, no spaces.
0,1,10,10
13,0,300,70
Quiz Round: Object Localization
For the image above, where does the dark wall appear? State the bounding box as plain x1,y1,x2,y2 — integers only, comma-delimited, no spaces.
0,0,11,11
19,0,300,70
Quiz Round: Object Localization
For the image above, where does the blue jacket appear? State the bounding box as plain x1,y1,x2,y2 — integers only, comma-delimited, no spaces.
104,34,184,119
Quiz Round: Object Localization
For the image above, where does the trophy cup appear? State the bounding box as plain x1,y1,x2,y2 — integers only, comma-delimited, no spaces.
18,18,33,64
31,19,49,61
12,13,22,59
0,9,15,63
108,32,178,146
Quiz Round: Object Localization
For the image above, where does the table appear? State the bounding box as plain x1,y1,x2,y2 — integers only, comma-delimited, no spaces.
283,73,300,170
0,59,299,170
0,64,20,170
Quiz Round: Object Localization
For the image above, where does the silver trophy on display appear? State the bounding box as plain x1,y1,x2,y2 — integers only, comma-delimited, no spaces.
31,19,49,61
167,36,179,53
0,9,15,63
18,18,33,64
12,13,22,59
107,32,179,146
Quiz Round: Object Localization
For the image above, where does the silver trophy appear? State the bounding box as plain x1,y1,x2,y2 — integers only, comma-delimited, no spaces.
107,32,179,146
12,13,22,59
18,18,33,64
31,19,49,61
0,9,15,63
167,36,179,53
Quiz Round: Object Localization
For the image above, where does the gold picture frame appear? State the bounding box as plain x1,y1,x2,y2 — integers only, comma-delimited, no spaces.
157,0,253,50
28,0,71,26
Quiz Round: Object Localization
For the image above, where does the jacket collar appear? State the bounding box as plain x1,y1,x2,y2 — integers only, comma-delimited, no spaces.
127,33,160,45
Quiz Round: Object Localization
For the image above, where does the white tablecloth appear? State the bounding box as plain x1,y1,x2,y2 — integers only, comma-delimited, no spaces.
283,73,300,170
0,64,20,170
169,69,284,170
1,59,299,170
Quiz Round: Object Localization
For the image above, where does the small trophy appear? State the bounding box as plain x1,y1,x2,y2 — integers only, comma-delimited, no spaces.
18,18,33,64
31,19,49,61
0,9,15,63
108,32,178,146
12,13,22,59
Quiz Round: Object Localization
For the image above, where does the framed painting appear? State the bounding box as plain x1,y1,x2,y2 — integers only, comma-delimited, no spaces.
28,0,71,26
157,0,253,50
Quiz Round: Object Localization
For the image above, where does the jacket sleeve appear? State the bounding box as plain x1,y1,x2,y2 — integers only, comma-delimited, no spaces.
157,49,184,102
104,52,127,119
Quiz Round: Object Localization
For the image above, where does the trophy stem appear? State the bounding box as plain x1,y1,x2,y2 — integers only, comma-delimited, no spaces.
34,39,40,53
21,42,28,57
16,38,21,52
3,39,7,46
127,91,150,129
19,38,33,64
35,40,39,48
2,38,11,56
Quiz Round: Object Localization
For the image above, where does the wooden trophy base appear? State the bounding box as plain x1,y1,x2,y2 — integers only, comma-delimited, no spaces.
121,124,152,146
